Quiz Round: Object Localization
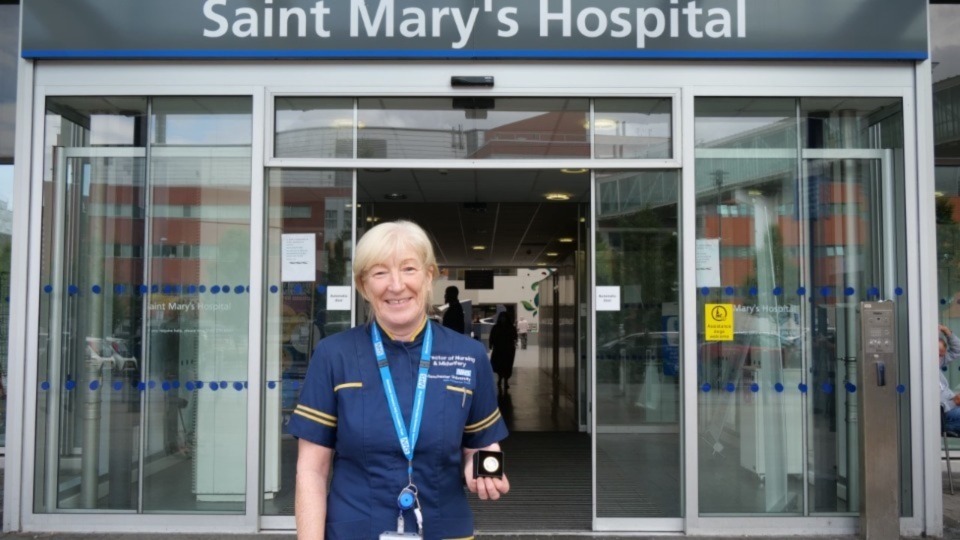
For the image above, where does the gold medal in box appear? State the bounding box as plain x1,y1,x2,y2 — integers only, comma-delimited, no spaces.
472,450,504,479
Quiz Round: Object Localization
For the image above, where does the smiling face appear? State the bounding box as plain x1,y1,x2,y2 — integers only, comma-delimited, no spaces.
359,246,434,340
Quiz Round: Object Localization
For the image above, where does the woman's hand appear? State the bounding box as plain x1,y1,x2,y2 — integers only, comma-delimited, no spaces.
463,444,510,500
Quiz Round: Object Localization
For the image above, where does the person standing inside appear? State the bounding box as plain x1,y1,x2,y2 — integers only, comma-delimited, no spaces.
517,317,529,350
442,285,466,334
941,324,960,432
290,220,510,540
489,312,518,389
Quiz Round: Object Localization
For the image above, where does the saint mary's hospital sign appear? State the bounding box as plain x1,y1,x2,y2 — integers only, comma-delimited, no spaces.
21,0,927,60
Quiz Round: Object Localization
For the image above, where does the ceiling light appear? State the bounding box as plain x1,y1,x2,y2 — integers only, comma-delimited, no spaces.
384,192,407,200
936,191,945,198
536,262,548,266
331,119,365,129
558,237,574,243
747,189,763,196
472,245,486,251
583,118,618,130
561,168,588,174
546,252,559,257
366,216,380,223
545,192,571,201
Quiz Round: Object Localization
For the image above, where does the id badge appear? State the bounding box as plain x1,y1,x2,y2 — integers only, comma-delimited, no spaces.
379,533,421,540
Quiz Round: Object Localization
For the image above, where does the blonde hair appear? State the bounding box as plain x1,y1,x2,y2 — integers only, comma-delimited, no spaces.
354,220,438,305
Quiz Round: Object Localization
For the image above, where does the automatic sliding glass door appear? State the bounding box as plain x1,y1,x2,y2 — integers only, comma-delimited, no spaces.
594,170,682,528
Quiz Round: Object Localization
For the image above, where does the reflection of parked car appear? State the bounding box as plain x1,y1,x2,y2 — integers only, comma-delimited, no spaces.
699,332,787,381
597,331,680,381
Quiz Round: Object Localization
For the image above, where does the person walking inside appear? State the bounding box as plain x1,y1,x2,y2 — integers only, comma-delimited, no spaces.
489,312,518,389
290,220,510,540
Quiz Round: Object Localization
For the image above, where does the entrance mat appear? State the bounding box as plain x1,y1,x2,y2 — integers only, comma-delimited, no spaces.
471,431,591,531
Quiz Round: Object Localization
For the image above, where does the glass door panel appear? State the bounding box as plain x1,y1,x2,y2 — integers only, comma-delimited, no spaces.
261,169,353,516
595,170,681,519
35,96,253,514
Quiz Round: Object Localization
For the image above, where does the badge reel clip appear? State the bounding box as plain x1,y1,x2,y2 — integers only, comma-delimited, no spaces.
379,486,422,540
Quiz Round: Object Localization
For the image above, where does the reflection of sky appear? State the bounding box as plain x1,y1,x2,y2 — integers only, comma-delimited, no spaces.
0,165,13,206
161,115,251,145
932,5,960,85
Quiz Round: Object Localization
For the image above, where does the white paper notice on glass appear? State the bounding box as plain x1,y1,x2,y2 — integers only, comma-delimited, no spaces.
281,233,316,283
596,286,621,311
326,286,352,311
696,238,721,288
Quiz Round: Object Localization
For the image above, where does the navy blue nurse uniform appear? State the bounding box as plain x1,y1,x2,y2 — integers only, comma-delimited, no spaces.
287,320,508,540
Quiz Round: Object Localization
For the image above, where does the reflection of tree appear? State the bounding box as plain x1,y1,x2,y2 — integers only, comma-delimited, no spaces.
597,206,678,336
937,197,960,303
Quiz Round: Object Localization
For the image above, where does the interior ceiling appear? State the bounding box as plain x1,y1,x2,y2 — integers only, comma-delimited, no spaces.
357,169,589,268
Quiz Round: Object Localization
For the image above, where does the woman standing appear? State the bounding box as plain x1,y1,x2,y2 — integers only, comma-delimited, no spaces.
289,220,510,540
488,312,518,389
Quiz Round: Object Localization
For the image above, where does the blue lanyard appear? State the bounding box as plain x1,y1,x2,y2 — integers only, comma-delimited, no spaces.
372,320,433,476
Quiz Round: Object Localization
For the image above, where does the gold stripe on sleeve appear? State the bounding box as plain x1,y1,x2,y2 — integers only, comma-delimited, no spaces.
443,536,475,540
464,409,502,434
334,382,363,392
293,404,337,428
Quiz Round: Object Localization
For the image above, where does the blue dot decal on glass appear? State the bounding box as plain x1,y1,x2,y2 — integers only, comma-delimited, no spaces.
222,284,230,293
139,284,149,294
869,287,880,297
774,382,784,393
701,383,711,393
726,382,735,393
188,285,197,294
163,285,172,294
895,287,904,296
750,383,759,393
234,382,244,391
700,287,710,296
270,285,279,294
845,286,855,297
220,380,227,389
89,380,100,390
799,383,808,393
294,284,303,294
797,286,806,296
113,381,123,391
268,381,277,389
845,382,856,393
724,286,734,295
40,381,50,390
749,286,758,296
245,285,251,293
317,285,326,294
43,284,53,294
115,284,126,294
92,285,102,294
822,382,834,394
773,286,782,296
822,287,832,297
162,381,171,391
210,382,219,391
65,380,76,390
137,382,146,391
291,381,301,390
185,381,195,391
151,284,159,293
199,285,207,293
896,384,906,394
244,381,249,388
211,285,221,294
68,285,79,295
172,380,180,389
147,380,156,389
196,381,204,389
